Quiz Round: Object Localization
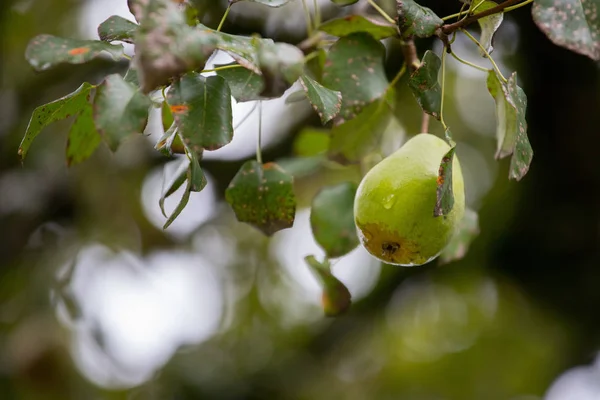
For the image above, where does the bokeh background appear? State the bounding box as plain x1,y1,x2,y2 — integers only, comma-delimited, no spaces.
1,0,600,399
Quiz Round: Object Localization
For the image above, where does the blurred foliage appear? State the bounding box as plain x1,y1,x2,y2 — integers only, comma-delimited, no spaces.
1,1,600,400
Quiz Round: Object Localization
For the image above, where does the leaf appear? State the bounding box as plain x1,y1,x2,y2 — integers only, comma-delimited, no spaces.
230,0,294,6
285,90,307,104
66,103,101,166
439,208,479,264
318,15,398,40
19,83,94,160
532,0,600,61
293,128,330,156
328,89,395,164
330,0,360,5
159,158,188,218
167,73,233,152
25,35,124,71
225,160,296,236
124,65,140,86
93,74,152,151
257,41,305,98
133,0,218,92
474,0,504,56
486,70,533,180
310,182,359,258
305,255,352,317
408,50,442,120
322,33,389,122
300,75,342,124
433,146,455,217
97,15,138,43
396,0,444,38
155,121,178,157
214,62,265,102
187,150,207,192
164,175,192,229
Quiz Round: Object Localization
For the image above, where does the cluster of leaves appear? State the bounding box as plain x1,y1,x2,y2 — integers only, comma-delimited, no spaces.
20,0,599,316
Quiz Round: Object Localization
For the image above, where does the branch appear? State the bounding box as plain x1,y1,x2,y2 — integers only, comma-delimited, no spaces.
441,0,521,35
400,39,420,72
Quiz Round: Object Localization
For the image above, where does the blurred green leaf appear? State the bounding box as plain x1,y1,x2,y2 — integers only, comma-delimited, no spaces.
532,0,600,61
155,122,177,157
434,147,455,217
124,64,140,86
486,70,533,180
19,83,94,160
225,160,296,236
164,175,192,229
300,75,342,124
408,50,442,120
310,182,359,258
187,150,207,192
322,33,388,122
97,15,138,43
93,74,151,151
167,73,233,152
257,41,305,98
133,0,218,92
275,156,324,177
161,100,174,132
293,128,330,157
66,103,101,166
474,0,504,56
439,208,480,264
25,35,123,71
285,90,307,104
159,159,188,218
328,89,395,164
231,0,294,6
329,0,360,5
319,15,398,40
215,62,265,102
305,255,352,317
396,0,443,38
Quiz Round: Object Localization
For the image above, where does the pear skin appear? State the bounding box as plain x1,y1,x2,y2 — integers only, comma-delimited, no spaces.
354,133,465,266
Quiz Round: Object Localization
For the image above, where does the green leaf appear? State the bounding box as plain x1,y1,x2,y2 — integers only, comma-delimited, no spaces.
257,41,305,98
328,89,395,164
285,90,307,104
159,159,188,218
474,0,504,56
155,121,178,157
439,208,479,264
124,65,140,86
97,15,138,43
133,0,218,92
300,75,342,124
214,62,265,102
532,0,600,61
167,73,233,152
310,182,359,258
330,0,360,5
25,35,124,71
93,74,152,151
66,103,101,166
164,176,192,229
230,0,294,6
187,150,207,192
161,100,174,132
433,146,455,217
225,160,296,236
322,33,389,122
486,70,533,180
318,15,398,40
275,156,324,177
396,0,444,38
305,255,352,317
408,50,442,120
293,128,330,157
19,83,94,161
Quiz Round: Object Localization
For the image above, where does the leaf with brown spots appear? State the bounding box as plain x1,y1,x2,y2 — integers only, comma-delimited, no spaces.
305,256,352,317
310,182,359,258
93,74,152,151
396,0,443,38
322,33,389,123
167,73,233,152
318,14,398,40
474,0,504,56
300,75,342,124
98,15,138,43
434,146,455,217
439,208,479,264
215,62,265,102
408,50,442,120
532,0,600,61
225,160,296,236
133,0,218,93
486,70,533,180
19,83,94,161
66,103,101,166
328,88,395,164
25,35,124,71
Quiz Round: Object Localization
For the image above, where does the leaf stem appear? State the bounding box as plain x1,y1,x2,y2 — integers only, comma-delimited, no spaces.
388,62,407,88
366,0,396,25
301,0,313,36
504,0,534,12
256,101,263,164
461,29,507,82
303,51,319,63
313,0,321,28
441,0,521,34
216,4,231,32
450,50,489,73
440,47,448,132
201,64,244,74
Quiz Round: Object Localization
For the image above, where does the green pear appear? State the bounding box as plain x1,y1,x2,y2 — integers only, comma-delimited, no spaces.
354,133,465,266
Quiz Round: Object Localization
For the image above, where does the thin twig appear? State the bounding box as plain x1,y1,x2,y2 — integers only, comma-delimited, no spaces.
461,29,507,82
389,63,407,88
400,39,421,72
450,50,488,73
366,0,396,25
442,0,521,35
216,4,231,32
420,112,430,133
